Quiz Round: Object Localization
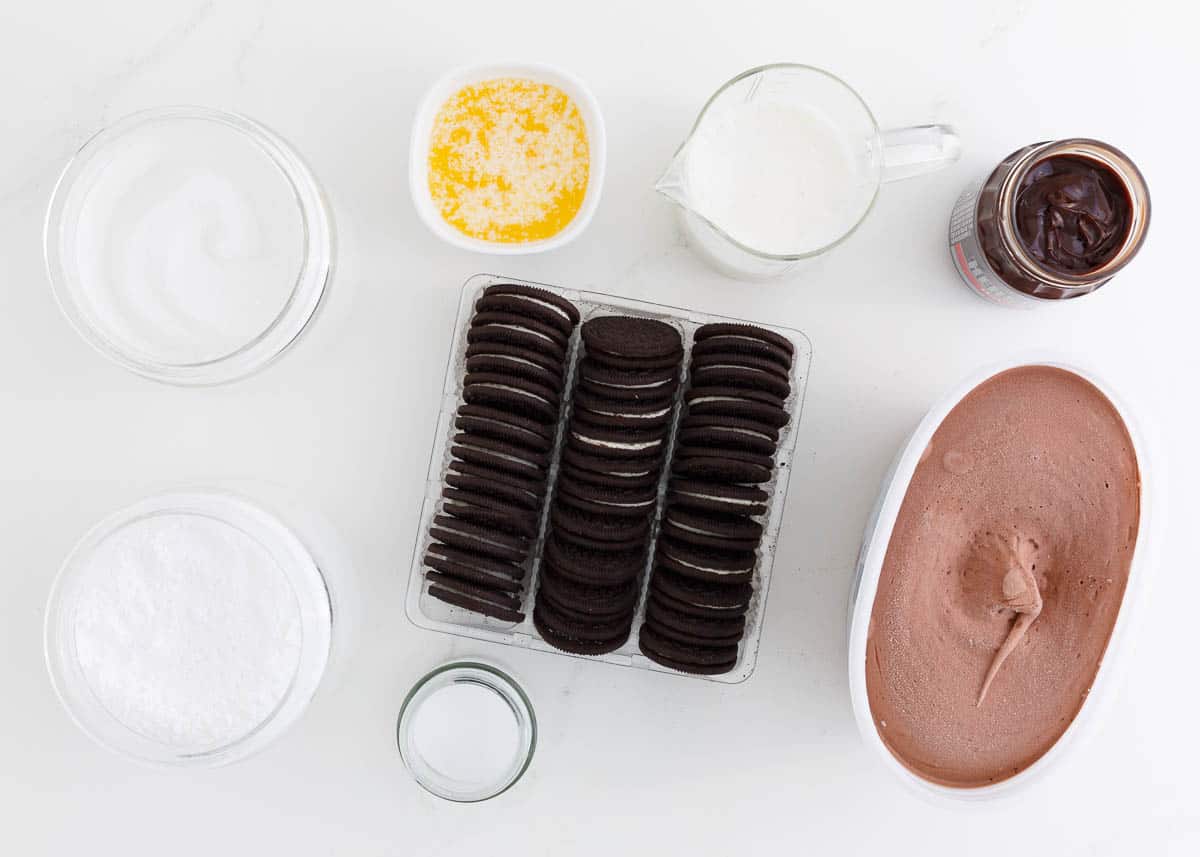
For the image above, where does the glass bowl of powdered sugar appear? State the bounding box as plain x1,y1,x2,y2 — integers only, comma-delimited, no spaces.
44,489,333,767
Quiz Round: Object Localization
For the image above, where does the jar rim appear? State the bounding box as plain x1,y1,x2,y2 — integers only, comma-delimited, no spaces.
996,138,1151,291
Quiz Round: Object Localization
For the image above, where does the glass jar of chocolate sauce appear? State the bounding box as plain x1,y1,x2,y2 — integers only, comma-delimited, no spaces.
949,139,1149,307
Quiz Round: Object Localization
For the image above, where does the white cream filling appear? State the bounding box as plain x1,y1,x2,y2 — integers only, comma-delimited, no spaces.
584,376,673,390
666,519,726,538
587,406,671,419
469,382,551,405
572,432,662,451
676,490,761,507
456,442,540,469
690,425,773,441
495,291,572,324
487,322,558,345
662,549,751,577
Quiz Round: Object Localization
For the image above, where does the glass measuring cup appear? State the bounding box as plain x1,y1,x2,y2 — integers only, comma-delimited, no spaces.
656,64,961,280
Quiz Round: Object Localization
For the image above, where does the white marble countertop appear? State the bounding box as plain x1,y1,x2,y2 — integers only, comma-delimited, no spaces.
1,0,1195,853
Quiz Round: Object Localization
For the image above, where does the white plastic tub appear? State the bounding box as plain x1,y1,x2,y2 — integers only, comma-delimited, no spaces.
846,359,1160,802
409,62,606,255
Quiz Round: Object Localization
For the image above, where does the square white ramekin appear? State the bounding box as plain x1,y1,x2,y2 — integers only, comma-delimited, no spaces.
409,62,606,255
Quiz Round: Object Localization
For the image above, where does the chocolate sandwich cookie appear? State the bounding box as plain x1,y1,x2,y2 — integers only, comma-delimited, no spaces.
429,544,528,583
561,461,661,491
684,395,790,429
429,514,529,564
457,403,556,442
645,595,746,641
465,354,566,394
550,500,651,544
535,588,633,633
552,523,649,554
441,499,540,539
582,315,682,360
462,371,560,408
462,381,559,424
674,444,775,468
572,403,675,432
424,555,524,593
586,348,684,372
428,580,525,623
650,587,737,622
446,460,544,503
570,413,670,446
685,385,787,410
671,455,772,485
534,607,631,655
691,334,793,373
452,432,551,470
578,359,679,390
573,387,676,419
679,413,780,444
471,311,570,350
659,518,760,554
693,322,794,357
442,486,536,520
534,598,632,644
558,471,658,505
666,507,764,542
676,424,778,457
650,566,753,613
642,614,744,649
667,479,769,517
454,412,555,454
638,624,738,674
537,566,640,619
465,340,564,376
689,351,791,383
537,582,634,627
475,294,576,338
544,532,645,585
576,376,678,405
555,488,657,522
571,427,666,460
483,283,581,327
657,537,757,585
559,484,662,518
560,442,662,477
449,444,545,483
689,365,791,400
467,323,567,363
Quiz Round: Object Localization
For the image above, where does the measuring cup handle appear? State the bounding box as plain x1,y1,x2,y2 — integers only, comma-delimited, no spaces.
879,125,961,182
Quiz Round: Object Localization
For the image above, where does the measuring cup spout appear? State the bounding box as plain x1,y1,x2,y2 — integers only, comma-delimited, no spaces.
654,151,690,209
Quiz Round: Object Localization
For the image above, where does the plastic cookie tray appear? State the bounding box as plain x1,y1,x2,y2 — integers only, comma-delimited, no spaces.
405,274,812,683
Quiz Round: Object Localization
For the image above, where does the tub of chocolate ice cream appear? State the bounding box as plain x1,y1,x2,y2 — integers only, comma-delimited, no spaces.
847,361,1156,801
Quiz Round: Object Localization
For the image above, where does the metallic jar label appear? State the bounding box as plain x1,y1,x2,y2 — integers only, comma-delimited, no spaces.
948,183,1031,309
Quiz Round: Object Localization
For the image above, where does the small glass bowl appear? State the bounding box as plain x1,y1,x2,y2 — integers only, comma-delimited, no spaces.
397,661,536,802
44,489,333,767
44,106,334,385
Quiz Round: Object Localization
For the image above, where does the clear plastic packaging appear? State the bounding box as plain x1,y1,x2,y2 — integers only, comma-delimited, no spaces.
405,274,812,683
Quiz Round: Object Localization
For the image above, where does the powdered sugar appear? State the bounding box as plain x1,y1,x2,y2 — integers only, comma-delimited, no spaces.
71,512,303,752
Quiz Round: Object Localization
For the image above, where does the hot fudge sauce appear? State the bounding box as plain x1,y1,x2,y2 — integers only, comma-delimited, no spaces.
1014,155,1131,274
949,139,1149,306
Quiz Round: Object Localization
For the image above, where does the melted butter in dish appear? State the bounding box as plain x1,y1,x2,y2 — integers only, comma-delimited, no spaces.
865,366,1140,788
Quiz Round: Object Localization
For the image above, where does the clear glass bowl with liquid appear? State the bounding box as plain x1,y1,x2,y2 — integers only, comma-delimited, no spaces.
44,106,334,385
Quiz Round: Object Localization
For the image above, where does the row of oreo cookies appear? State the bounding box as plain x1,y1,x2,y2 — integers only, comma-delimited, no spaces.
637,323,795,675
423,284,581,622
532,315,684,656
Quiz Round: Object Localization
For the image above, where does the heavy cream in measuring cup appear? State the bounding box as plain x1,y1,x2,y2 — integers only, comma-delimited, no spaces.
680,100,869,256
